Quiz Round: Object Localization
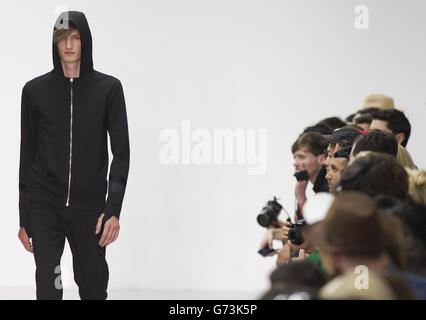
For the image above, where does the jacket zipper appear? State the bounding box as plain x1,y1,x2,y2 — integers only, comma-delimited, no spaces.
66,78,74,206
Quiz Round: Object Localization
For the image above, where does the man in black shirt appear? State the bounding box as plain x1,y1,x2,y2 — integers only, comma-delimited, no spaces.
18,11,130,300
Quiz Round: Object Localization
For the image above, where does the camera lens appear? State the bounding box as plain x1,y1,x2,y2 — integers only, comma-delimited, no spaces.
257,198,283,228
257,210,274,227
288,227,304,245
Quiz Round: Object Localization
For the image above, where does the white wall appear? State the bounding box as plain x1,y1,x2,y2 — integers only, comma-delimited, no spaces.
1,0,425,295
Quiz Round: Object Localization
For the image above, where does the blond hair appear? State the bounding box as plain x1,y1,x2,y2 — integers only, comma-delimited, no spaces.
405,168,426,204
397,144,416,169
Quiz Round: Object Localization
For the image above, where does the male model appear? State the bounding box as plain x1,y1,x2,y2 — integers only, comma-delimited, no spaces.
18,11,130,300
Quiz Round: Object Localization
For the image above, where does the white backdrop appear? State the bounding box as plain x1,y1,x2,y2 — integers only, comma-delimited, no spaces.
1,0,425,296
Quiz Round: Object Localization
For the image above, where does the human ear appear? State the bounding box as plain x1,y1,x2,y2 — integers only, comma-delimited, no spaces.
395,133,405,145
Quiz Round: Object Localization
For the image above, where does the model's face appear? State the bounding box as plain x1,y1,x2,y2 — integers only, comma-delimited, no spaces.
293,147,324,179
57,29,81,64
370,119,392,134
325,157,347,190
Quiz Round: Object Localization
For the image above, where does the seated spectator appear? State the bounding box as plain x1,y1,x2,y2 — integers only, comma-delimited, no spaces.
356,107,381,117
260,260,327,300
325,146,351,191
374,198,426,298
397,144,417,169
374,168,425,204
292,132,329,206
352,107,380,128
306,191,403,276
336,153,409,201
303,124,333,137
405,169,426,204
330,128,362,153
258,133,329,263
370,108,411,147
360,94,395,110
354,113,373,131
347,93,394,125
350,129,398,159
381,199,426,277
317,117,347,131
319,270,415,300
305,191,424,299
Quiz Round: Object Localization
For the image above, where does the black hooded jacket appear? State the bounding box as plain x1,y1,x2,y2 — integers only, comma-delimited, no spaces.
19,12,130,236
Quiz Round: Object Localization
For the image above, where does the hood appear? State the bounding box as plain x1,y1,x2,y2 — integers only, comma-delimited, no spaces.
53,11,93,77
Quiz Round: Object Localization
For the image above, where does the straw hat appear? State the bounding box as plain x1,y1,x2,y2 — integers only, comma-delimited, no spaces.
361,94,395,110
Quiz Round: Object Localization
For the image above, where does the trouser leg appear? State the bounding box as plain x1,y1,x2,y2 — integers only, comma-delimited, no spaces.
27,201,66,300
59,208,109,300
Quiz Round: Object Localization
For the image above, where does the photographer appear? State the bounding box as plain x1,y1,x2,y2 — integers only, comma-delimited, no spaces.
258,218,315,267
258,132,329,264
291,132,329,214
256,196,317,266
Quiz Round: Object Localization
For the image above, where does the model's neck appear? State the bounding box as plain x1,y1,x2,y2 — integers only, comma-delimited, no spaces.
61,60,81,78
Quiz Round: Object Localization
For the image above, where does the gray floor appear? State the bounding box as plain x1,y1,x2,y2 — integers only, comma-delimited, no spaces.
0,287,261,300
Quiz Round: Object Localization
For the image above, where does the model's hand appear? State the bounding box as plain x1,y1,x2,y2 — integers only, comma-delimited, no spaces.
96,213,120,247
18,227,33,253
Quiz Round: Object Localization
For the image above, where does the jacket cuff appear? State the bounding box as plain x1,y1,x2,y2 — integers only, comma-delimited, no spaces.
19,189,32,237
104,192,124,220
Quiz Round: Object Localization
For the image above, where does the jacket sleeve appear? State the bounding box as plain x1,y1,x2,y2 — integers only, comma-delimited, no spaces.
19,84,38,236
104,80,130,220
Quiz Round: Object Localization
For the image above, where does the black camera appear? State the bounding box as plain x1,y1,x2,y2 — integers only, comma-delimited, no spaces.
287,219,306,245
257,197,283,228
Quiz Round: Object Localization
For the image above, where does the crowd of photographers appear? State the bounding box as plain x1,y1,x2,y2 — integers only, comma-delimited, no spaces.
257,94,426,300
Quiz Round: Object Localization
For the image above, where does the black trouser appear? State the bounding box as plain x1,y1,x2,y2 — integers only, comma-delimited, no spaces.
27,200,109,300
